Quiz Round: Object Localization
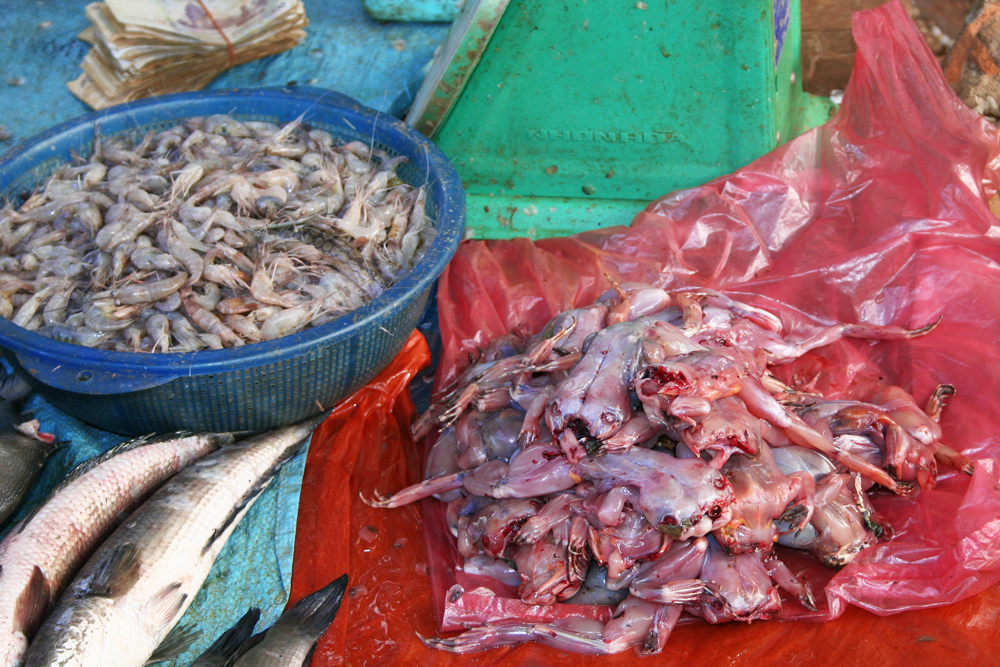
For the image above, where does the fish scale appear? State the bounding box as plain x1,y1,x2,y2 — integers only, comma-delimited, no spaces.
0,431,228,667
22,414,324,667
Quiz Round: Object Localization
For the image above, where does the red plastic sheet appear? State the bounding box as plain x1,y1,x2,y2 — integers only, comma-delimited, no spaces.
436,0,1000,622
294,2,1000,664
289,331,432,666
291,331,1000,667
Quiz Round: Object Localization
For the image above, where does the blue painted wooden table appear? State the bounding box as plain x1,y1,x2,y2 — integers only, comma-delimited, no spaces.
0,0,449,147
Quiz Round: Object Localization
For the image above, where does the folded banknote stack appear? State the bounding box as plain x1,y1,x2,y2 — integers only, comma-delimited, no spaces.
68,0,308,109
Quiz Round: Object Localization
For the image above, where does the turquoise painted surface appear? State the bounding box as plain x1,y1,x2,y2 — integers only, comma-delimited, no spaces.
364,0,462,22
0,0,449,147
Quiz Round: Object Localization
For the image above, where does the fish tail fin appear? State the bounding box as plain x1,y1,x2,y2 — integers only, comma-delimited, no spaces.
235,631,266,661
283,574,348,643
197,607,261,664
13,565,50,638
146,622,200,665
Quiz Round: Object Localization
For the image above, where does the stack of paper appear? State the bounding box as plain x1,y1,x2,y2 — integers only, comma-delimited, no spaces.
69,0,308,109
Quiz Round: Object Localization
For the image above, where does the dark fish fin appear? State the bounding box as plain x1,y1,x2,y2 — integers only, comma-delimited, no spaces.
201,481,269,556
194,607,260,664
282,574,349,642
13,565,50,637
146,582,188,627
47,438,69,455
51,430,228,490
145,621,200,665
201,436,310,555
231,630,267,663
81,543,142,598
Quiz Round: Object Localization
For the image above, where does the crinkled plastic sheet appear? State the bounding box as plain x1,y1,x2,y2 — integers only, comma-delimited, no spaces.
436,0,1000,619
289,332,433,666
297,2,1000,664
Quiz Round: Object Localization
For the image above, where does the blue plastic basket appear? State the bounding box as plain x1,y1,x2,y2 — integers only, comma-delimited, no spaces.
0,87,465,435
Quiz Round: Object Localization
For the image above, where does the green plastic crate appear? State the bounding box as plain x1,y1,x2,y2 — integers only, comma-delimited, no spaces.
408,0,835,239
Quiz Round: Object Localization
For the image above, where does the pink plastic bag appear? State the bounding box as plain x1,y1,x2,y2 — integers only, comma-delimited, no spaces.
432,0,1000,626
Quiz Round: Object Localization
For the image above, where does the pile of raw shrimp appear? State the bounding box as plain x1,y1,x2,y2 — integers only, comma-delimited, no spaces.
372,283,970,656
0,114,434,351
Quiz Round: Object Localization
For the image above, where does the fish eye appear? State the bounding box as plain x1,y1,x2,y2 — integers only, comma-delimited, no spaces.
708,505,722,519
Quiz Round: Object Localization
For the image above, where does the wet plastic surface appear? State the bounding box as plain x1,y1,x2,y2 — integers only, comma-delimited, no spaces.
289,331,433,666
293,346,1000,666
294,2,1000,664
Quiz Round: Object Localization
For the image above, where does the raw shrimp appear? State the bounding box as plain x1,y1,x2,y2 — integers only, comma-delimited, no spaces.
167,311,204,351
129,246,183,272
82,300,138,332
0,115,435,351
163,224,204,287
112,272,187,305
145,313,171,352
258,302,320,341
183,299,241,347
223,313,261,342
11,283,55,328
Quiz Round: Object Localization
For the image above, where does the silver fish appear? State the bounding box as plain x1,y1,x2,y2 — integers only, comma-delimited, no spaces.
233,574,348,667
0,423,58,527
0,431,228,667
23,414,325,667
190,607,261,667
